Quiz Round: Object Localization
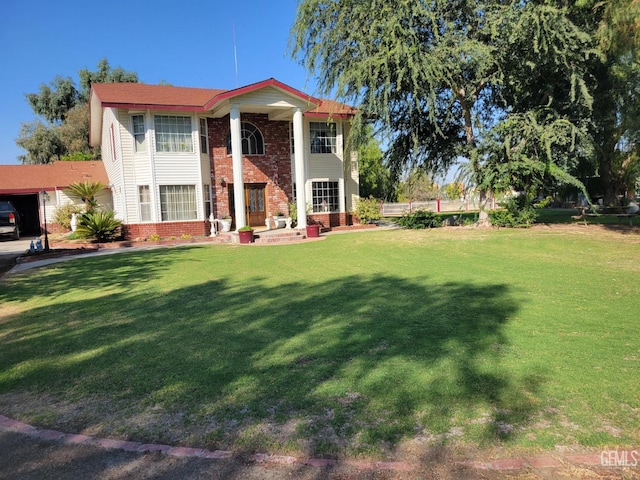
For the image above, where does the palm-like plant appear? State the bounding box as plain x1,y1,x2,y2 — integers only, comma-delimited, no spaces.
66,181,107,212
75,210,122,242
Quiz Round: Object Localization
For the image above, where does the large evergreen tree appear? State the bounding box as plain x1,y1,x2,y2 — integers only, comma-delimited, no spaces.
574,0,640,203
17,59,138,164
291,0,603,207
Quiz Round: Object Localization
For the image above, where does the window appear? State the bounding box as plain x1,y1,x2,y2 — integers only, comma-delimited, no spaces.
159,185,197,221
154,115,193,152
203,184,211,218
310,122,337,154
226,122,264,155
312,181,339,213
290,122,295,154
199,118,208,154
138,185,152,222
132,115,146,152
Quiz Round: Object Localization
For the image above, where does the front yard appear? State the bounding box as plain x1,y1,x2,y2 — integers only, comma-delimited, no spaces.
0,226,638,462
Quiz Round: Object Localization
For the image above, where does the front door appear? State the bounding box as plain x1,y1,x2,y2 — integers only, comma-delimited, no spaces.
229,183,267,227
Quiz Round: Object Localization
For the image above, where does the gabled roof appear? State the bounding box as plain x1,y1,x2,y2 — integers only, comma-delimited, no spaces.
90,78,356,146
305,99,358,118
91,83,226,111
0,161,109,194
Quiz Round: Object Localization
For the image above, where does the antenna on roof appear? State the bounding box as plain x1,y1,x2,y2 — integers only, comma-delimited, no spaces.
233,19,239,88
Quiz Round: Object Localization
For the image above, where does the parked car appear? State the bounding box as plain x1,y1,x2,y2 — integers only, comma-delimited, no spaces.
0,201,21,240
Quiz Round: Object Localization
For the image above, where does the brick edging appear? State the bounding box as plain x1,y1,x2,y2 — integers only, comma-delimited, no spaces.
1,414,637,473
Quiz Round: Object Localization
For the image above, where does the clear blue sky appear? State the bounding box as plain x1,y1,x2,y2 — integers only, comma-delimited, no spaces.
0,0,313,165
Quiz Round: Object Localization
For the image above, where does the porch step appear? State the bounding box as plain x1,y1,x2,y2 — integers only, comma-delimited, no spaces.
253,229,305,244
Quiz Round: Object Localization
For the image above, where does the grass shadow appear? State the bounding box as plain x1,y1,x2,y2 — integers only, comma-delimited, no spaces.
0,253,543,458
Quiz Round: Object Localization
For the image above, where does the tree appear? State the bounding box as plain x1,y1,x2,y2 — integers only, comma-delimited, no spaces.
15,121,64,164
18,59,138,164
291,0,595,211
397,169,440,202
65,181,107,212
573,0,640,203
57,104,100,160
78,58,138,102
357,126,394,200
25,76,80,124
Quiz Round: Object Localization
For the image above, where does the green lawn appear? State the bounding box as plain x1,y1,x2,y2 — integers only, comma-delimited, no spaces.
0,227,638,459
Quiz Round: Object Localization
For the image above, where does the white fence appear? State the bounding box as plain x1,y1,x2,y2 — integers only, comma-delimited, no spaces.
380,197,496,216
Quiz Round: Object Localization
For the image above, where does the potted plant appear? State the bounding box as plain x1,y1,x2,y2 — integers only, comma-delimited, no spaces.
238,225,254,244
220,214,232,232
306,219,320,238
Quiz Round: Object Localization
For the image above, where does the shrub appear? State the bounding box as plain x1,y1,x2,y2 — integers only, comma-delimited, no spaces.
356,196,382,224
397,209,442,229
52,203,84,230
489,197,538,227
75,210,123,242
288,201,312,227
148,234,161,241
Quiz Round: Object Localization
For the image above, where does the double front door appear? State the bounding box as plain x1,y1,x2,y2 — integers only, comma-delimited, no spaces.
229,183,266,227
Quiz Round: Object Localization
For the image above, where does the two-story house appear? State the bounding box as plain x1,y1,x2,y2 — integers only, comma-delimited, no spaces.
89,78,359,239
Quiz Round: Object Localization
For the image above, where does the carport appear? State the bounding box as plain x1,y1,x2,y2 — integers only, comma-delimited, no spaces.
0,161,110,236
0,192,41,235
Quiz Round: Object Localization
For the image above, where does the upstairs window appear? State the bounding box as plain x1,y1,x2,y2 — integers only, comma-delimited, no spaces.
226,122,264,155
154,115,193,152
132,115,146,153
199,118,209,154
310,122,336,154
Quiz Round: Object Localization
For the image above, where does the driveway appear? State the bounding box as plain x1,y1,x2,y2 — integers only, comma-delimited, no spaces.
0,236,34,275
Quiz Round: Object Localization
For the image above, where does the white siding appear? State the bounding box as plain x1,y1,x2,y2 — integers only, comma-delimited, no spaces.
116,109,139,223
235,87,307,110
307,118,346,179
342,123,359,210
101,108,127,221
290,119,352,212
44,188,113,225
106,110,205,223
150,112,204,221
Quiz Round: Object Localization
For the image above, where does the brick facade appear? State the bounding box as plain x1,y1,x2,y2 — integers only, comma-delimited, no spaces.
309,213,350,228
124,221,209,240
208,114,293,221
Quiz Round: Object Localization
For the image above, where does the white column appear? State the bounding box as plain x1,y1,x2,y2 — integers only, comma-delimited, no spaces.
230,105,246,230
293,108,307,229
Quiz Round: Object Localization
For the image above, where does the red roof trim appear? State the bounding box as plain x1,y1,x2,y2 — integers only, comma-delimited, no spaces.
101,102,205,112
304,111,354,119
0,188,45,195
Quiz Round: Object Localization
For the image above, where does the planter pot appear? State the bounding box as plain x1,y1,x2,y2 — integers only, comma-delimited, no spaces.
220,219,232,232
238,230,254,244
272,216,287,229
306,224,320,238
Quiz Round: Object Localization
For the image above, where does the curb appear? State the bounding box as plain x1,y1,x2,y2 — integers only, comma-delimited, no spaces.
1,414,638,473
